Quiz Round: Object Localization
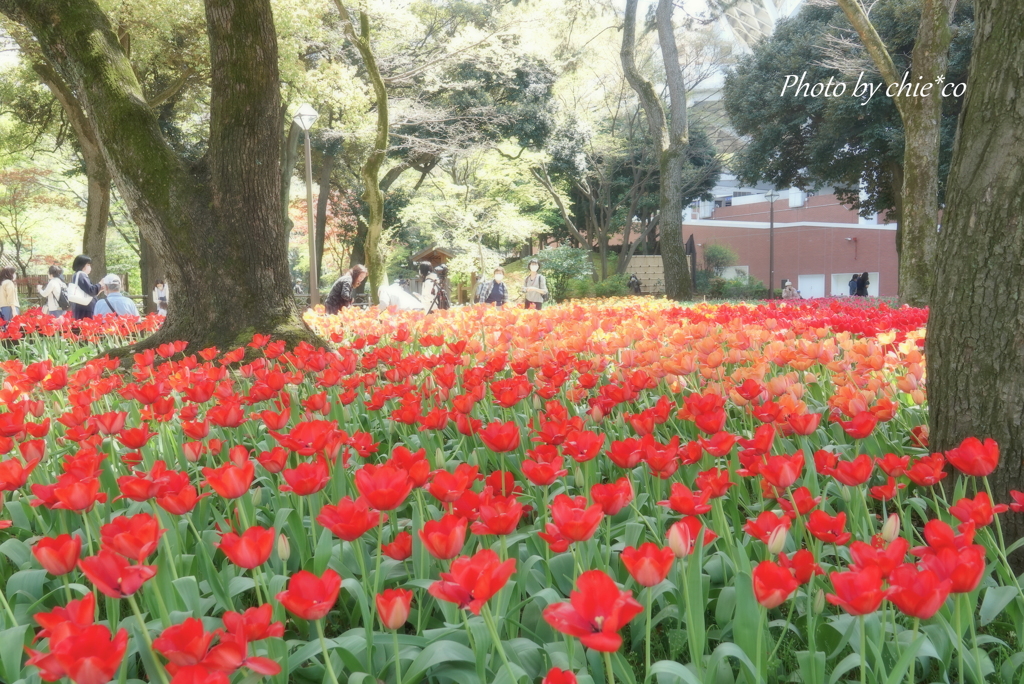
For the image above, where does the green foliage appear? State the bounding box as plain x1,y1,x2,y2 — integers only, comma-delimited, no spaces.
701,243,737,275
722,0,974,217
532,245,593,302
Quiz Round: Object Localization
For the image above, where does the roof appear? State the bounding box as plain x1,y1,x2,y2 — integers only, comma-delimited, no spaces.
410,246,457,263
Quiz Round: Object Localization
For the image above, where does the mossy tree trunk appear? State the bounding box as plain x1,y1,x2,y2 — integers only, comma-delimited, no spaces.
621,0,692,300
836,0,956,307
927,0,1024,558
0,0,321,354
334,0,388,304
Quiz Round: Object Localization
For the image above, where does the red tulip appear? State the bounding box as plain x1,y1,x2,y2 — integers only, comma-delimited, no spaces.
154,617,214,669
621,542,675,587
419,514,468,559
752,560,799,608
658,482,711,515
471,489,525,536
542,667,579,684
222,604,284,641
666,517,717,558
786,412,821,436
317,496,383,541
838,412,877,440
743,511,791,545
93,509,159,560
778,487,820,518
561,430,605,463
33,534,82,576
428,463,480,504
478,420,521,453
167,665,230,684
849,538,909,579
78,549,157,598
216,526,274,569
542,569,644,652
521,446,567,486
391,445,431,487
1010,490,1024,513
549,494,604,543
590,477,634,516
256,447,288,474
700,431,736,457
695,467,734,498
906,453,948,486
93,411,128,436
826,567,890,615
918,544,988,594
945,436,999,477
202,461,254,499
382,531,413,560
157,484,208,515
428,548,516,615
950,491,1008,529
376,588,414,630
0,452,42,491
48,624,129,684
354,463,413,511
831,454,873,487
275,569,341,620
760,451,804,489
779,549,823,584
805,510,851,545
875,453,910,478
116,424,158,450
887,564,951,619
279,455,330,496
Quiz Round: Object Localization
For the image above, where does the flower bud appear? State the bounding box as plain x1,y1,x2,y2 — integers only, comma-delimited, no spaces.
435,447,445,469
533,395,542,410
767,526,788,555
251,487,263,507
839,486,851,503
666,521,693,558
573,466,584,490
813,589,825,614
277,533,291,561
881,513,901,542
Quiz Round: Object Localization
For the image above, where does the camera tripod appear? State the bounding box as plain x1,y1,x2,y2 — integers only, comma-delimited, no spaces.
425,276,451,314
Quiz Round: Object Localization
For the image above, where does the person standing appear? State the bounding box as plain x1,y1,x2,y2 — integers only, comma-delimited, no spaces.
325,264,368,314
848,274,858,296
0,268,19,322
523,258,548,310
856,272,870,297
69,255,102,320
476,267,508,307
781,280,801,300
94,274,140,317
152,280,169,315
37,265,66,316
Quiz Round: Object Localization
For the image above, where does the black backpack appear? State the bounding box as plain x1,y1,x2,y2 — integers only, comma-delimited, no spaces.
56,282,70,310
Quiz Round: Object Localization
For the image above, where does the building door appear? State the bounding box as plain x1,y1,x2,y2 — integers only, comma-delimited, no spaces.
798,274,826,298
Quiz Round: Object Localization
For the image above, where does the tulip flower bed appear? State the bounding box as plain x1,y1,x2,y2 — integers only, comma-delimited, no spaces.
1,297,1023,684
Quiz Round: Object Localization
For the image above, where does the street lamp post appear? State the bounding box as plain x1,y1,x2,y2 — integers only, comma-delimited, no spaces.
293,104,319,307
765,189,778,299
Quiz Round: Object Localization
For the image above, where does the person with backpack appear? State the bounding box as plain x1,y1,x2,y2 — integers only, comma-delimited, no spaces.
37,265,68,316
848,274,859,296
68,255,103,320
523,258,549,310
0,267,19,322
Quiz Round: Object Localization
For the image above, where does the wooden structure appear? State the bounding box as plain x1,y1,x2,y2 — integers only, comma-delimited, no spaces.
410,246,470,304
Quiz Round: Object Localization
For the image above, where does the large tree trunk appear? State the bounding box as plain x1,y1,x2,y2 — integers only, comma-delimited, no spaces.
835,0,955,307
927,0,1024,559
620,0,692,300
1,0,320,355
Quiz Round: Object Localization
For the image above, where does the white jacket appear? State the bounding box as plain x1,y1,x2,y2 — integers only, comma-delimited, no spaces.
37,278,64,310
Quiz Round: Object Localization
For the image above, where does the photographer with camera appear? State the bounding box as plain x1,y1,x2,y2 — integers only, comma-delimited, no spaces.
418,261,450,313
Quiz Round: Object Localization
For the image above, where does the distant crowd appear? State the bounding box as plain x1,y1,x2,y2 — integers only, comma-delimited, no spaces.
0,254,168,323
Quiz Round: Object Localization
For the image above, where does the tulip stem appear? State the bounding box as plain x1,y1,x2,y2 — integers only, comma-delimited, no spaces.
955,593,964,684
767,599,795,665
0,580,17,626
644,586,653,682
603,649,616,684
392,628,404,684
482,604,520,684
126,594,170,684
316,618,341,684
907,618,919,684
858,615,866,684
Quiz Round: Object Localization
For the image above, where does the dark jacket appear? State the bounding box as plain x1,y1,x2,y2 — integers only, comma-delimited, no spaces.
325,274,354,314
848,278,858,296
856,275,869,297
70,271,101,320
476,279,507,305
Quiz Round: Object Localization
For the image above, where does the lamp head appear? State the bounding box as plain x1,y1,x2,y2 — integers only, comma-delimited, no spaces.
293,103,319,131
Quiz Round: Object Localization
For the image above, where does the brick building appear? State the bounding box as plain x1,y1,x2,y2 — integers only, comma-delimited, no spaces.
684,189,898,297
